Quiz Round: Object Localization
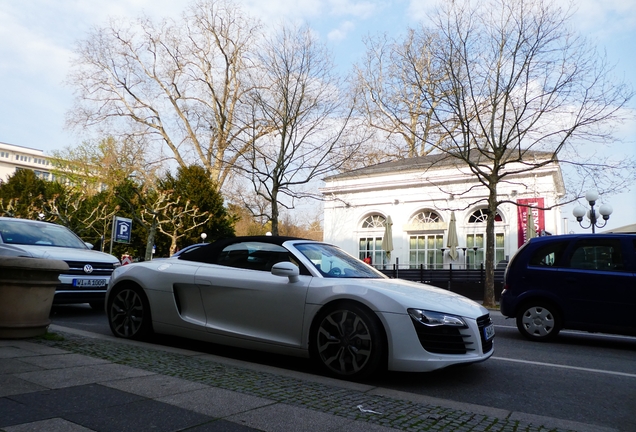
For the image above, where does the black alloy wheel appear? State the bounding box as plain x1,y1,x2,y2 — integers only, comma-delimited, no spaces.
107,285,152,340
310,303,385,379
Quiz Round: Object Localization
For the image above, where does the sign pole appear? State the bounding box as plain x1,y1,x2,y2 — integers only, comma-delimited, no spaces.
109,215,115,255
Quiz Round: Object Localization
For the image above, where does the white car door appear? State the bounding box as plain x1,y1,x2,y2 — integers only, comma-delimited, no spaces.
194,241,311,347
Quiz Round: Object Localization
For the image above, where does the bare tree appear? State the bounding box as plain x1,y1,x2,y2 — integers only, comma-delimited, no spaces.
31,192,119,241
242,25,368,235
0,198,24,218
419,0,634,306
66,0,263,189
355,28,449,158
155,197,210,255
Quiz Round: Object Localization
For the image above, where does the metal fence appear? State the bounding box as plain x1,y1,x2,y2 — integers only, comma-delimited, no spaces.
375,263,506,302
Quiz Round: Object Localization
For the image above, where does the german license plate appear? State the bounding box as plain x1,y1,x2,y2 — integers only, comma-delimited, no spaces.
483,323,495,341
73,279,107,288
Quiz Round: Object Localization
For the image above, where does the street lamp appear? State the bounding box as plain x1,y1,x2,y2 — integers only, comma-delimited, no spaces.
572,189,613,233
200,232,207,243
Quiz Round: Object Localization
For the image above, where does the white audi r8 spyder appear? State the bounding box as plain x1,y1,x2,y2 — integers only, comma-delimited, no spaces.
106,236,494,379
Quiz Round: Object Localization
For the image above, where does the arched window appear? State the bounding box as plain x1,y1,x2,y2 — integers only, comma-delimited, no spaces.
466,209,504,268
411,210,442,224
468,208,502,223
407,210,443,269
359,214,387,266
361,214,386,228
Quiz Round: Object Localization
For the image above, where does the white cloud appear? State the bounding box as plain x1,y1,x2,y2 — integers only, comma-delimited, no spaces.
328,20,356,41
567,0,636,36
327,0,379,19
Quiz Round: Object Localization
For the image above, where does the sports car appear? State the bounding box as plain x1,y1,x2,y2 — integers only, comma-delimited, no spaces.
106,236,494,378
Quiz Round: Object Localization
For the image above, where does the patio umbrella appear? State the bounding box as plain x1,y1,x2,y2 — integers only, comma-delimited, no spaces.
526,210,537,242
447,211,459,260
381,215,394,259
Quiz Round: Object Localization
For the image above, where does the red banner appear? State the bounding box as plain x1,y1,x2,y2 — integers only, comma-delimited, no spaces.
517,198,545,246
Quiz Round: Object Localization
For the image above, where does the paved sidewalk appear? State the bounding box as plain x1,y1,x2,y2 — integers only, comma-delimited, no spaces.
0,325,617,432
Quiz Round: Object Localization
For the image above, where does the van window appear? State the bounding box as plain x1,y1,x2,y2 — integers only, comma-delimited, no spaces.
528,241,568,267
567,239,623,271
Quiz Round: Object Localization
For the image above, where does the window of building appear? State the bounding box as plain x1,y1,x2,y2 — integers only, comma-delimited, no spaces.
465,233,505,268
409,234,444,268
468,208,502,223
359,214,387,266
412,210,441,224
361,214,386,228
359,237,384,266
406,210,444,268
466,208,505,268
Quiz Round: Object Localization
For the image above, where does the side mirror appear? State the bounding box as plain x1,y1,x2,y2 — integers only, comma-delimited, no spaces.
85,242,94,250
271,261,300,283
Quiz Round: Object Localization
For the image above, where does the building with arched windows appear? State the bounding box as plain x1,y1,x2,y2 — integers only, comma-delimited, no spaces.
321,152,565,269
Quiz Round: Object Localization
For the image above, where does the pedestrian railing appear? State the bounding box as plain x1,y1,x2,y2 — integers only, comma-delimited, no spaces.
376,263,504,284
375,263,506,301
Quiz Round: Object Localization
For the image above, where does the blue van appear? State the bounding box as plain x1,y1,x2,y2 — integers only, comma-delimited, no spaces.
500,234,636,341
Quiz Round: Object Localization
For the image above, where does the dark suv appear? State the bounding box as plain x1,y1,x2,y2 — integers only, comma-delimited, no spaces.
500,233,636,341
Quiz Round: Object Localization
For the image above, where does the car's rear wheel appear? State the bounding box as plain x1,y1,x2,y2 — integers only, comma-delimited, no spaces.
516,302,561,341
107,285,152,340
310,303,385,379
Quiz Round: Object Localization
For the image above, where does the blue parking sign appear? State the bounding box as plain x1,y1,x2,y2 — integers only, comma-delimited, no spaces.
114,216,132,243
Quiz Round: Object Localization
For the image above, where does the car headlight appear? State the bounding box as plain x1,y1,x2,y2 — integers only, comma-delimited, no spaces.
408,309,467,328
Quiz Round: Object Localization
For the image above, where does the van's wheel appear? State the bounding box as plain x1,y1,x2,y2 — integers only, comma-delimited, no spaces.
107,285,153,340
309,303,385,379
516,302,561,341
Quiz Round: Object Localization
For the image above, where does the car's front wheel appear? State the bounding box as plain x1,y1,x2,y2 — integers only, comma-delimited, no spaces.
516,302,561,341
310,303,385,379
107,285,152,340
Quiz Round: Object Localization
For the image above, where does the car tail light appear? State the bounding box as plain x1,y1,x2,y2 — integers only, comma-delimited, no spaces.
501,284,509,295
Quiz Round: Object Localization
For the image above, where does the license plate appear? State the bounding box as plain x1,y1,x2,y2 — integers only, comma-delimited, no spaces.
483,323,495,341
73,279,107,288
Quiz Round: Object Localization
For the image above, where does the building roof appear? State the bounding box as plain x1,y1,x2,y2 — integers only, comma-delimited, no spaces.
325,150,557,181
603,223,636,234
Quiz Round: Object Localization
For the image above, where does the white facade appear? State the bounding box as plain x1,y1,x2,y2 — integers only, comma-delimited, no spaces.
0,141,53,182
321,153,565,269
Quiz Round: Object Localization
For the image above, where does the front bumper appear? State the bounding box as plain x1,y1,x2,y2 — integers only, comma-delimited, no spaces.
380,312,494,372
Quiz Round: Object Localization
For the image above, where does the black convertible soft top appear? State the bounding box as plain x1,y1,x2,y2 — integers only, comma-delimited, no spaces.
176,235,314,274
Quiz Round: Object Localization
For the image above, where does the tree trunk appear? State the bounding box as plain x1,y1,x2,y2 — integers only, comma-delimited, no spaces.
482,187,498,308
270,196,279,236
145,218,157,261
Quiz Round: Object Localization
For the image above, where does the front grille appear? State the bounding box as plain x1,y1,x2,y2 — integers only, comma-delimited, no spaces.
477,314,494,354
63,261,117,277
410,317,470,354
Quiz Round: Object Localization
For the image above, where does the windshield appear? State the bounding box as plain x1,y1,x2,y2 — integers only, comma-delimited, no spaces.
294,242,386,279
0,220,88,249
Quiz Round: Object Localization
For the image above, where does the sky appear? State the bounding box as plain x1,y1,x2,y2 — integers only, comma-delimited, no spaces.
0,0,635,231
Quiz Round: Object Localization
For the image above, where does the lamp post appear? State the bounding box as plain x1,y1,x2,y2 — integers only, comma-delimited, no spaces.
572,189,613,233
200,233,207,243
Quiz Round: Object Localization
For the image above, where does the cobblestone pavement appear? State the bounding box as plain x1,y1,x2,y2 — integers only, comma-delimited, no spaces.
28,329,582,432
